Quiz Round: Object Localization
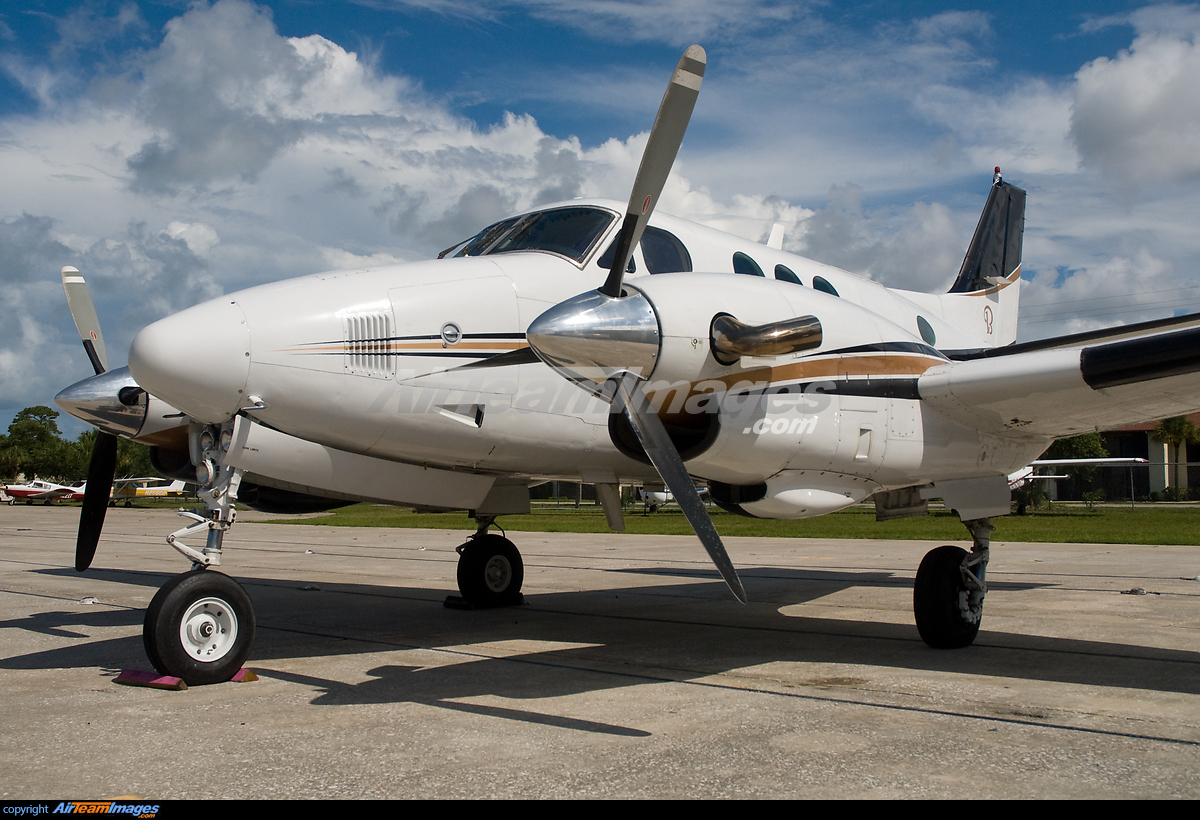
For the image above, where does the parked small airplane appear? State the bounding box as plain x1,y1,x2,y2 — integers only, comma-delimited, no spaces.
109,478,190,506
53,46,1200,684
638,485,709,513
2,480,85,505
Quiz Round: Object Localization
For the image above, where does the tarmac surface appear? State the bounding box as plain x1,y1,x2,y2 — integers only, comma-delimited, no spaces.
1,504,1198,799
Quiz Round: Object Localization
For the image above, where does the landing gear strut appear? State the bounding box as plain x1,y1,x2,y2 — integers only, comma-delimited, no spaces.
914,518,992,648
144,420,257,683
450,516,524,608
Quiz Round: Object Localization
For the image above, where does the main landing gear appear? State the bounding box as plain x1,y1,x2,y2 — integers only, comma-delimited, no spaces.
913,518,992,648
449,516,525,608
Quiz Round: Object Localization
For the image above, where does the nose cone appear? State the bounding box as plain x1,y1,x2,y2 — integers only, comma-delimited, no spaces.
526,288,660,388
128,298,252,423
55,366,146,437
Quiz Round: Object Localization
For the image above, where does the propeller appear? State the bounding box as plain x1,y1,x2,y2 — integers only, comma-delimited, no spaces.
601,45,705,298
526,46,748,602
61,266,119,571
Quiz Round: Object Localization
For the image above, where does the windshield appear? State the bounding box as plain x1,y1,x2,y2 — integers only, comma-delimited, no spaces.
450,207,616,264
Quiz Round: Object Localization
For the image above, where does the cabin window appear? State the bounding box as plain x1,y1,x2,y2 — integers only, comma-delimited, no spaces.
916,316,937,345
732,252,765,277
774,265,802,285
813,276,839,296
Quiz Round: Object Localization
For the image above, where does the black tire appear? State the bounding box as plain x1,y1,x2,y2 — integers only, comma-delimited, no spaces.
143,570,256,685
914,545,981,649
456,534,524,606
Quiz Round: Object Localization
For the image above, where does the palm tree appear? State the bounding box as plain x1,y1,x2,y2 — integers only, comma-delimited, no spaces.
1151,416,1200,495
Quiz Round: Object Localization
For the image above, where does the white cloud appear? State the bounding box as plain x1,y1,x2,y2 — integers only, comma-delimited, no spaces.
1071,6,1200,197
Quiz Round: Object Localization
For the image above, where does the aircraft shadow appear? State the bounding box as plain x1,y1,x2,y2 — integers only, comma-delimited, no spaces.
3,563,1196,707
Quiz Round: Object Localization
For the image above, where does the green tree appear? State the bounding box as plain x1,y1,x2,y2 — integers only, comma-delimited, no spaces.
1151,416,1200,492
3,406,71,481
1044,431,1109,487
72,431,156,482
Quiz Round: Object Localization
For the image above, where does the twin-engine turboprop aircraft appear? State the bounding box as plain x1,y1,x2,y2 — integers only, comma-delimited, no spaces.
54,46,1200,684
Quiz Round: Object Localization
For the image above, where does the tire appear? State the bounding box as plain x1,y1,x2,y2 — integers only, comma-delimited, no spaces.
456,534,524,607
143,570,256,685
914,545,981,649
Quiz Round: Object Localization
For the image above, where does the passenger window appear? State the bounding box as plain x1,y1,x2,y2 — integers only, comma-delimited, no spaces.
732,252,764,277
642,226,692,274
917,316,937,345
774,265,802,285
813,276,839,296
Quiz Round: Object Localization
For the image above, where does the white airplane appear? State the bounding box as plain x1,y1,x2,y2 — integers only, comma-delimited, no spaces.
638,485,709,513
53,46,1200,685
2,480,85,505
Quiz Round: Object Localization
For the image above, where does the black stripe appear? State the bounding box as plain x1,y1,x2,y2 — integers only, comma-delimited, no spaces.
1081,326,1200,389
824,341,947,360
725,378,921,400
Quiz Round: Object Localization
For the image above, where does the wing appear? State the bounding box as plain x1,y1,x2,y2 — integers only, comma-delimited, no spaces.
920,322,1200,438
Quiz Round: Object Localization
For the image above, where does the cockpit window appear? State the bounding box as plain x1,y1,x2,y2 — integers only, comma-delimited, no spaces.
596,225,692,275
449,207,616,263
596,239,636,273
452,216,523,258
487,207,615,262
642,226,692,274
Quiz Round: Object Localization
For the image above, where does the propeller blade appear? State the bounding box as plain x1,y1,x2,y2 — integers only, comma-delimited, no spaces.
76,431,118,571
613,372,747,603
62,266,107,375
600,45,705,298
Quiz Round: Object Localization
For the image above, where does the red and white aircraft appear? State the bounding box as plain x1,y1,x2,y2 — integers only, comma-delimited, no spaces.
53,46,1200,685
2,480,85,505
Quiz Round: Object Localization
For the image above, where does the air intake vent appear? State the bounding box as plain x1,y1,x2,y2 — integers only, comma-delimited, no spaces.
344,312,395,378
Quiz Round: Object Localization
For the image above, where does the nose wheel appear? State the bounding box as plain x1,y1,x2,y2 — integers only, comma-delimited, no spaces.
144,569,256,685
454,532,524,608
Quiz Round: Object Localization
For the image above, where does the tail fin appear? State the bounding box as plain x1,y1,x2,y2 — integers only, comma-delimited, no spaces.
919,169,1026,348
949,168,1026,294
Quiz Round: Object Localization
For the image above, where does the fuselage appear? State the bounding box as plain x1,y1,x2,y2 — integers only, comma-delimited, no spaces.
118,199,1044,517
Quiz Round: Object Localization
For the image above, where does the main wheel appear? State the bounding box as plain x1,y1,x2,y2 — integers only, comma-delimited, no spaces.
456,534,524,607
143,570,256,685
914,545,981,649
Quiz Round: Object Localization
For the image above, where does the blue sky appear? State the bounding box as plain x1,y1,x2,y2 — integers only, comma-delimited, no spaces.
3,1,1200,437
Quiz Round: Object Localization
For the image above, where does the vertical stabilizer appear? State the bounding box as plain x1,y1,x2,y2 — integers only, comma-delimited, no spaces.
950,169,1026,294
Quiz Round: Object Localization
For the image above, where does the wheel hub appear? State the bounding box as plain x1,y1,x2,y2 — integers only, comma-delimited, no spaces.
180,596,239,661
483,555,512,593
